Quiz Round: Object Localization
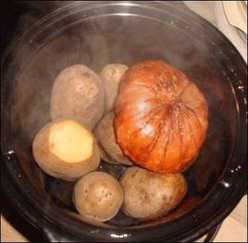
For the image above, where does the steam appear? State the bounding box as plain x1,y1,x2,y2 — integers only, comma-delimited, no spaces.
7,1,242,196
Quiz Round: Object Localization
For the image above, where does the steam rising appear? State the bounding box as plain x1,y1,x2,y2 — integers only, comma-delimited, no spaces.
4,1,244,219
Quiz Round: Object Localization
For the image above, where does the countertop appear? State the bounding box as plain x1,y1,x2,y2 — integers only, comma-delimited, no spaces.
1,1,247,242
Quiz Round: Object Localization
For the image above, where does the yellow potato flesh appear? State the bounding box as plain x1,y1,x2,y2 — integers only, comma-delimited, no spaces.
49,120,93,163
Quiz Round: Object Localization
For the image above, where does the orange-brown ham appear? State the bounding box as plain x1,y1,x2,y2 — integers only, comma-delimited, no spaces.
114,60,208,173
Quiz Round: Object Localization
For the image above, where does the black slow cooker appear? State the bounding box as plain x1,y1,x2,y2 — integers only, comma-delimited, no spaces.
1,1,247,242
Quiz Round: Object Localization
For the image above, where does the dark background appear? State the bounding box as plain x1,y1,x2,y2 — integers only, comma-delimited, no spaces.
1,1,72,54
1,1,45,241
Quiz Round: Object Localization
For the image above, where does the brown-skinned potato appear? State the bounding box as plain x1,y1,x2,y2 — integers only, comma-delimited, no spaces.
100,63,128,114
94,112,133,166
120,166,187,220
73,171,124,222
50,64,104,130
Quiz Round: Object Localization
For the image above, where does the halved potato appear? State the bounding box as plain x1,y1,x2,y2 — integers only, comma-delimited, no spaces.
32,119,100,180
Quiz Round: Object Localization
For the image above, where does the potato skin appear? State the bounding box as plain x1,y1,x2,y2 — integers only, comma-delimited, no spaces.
120,166,187,220
94,112,133,166
100,63,128,114
73,171,123,222
50,64,104,130
32,119,100,181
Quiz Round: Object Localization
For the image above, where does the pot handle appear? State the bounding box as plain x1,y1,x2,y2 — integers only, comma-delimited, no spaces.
203,223,222,242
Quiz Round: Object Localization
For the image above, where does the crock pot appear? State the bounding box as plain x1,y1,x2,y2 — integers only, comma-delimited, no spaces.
1,1,247,242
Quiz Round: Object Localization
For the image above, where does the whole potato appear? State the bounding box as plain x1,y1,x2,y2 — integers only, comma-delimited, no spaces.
50,64,104,130
73,171,123,222
94,112,133,166
100,63,128,114
32,119,100,180
120,166,187,220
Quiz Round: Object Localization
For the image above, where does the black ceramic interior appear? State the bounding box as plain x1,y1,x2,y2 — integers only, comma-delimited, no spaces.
1,2,247,242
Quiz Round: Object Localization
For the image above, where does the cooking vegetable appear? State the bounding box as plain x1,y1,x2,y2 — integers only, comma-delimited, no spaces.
73,171,124,222
50,64,104,130
32,119,100,180
115,59,208,173
120,166,187,220
94,112,133,166
100,63,128,114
